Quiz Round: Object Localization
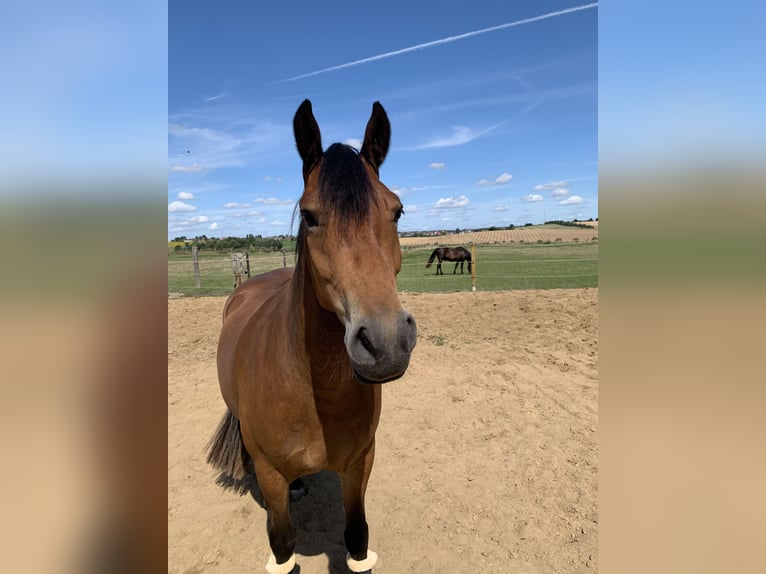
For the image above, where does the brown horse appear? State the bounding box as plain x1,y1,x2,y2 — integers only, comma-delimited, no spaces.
426,246,472,275
207,100,417,574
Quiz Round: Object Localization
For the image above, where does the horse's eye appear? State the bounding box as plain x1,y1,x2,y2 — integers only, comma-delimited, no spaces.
393,208,404,223
301,210,319,229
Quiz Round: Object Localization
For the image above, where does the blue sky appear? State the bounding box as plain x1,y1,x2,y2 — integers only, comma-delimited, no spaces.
168,1,597,240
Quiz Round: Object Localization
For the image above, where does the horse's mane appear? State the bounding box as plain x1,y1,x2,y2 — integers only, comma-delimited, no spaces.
318,143,375,228
296,143,377,258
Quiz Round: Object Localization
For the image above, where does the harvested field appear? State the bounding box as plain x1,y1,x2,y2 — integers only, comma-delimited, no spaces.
399,224,598,248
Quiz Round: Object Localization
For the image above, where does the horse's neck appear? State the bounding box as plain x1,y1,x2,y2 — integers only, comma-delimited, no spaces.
288,258,349,382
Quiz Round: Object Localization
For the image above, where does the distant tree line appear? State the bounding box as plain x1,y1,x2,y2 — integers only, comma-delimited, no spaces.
171,234,289,253
544,219,596,229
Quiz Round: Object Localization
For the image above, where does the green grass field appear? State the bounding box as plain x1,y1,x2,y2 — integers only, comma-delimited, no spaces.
400,242,597,292
168,250,292,296
168,242,597,297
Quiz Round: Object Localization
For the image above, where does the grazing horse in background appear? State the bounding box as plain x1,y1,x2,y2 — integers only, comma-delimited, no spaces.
207,100,417,574
426,246,472,275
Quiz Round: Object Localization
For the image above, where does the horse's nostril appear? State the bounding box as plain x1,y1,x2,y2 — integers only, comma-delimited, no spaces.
356,327,378,358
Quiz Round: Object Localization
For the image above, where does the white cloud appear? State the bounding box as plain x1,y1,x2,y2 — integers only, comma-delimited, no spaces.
171,164,204,173
522,101,540,113
168,200,196,212
209,222,220,230
167,118,289,171
551,188,570,198
533,180,567,190
223,202,251,208
409,120,509,150
477,172,513,186
435,195,469,209
523,194,544,202
255,197,294,205
247,210,263,216
177,191,195,200
189,215,209,223
428,126,473,148
344,138,363,150
254,217,266,223
493,205,509,211
429,162,445,170
270,220,286,226
404,204,418,212
559,195,584,205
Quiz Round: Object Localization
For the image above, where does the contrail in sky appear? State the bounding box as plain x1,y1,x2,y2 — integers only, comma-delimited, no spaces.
270,3,598,84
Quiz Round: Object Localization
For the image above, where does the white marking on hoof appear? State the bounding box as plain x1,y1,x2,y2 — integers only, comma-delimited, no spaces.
346,549,378,572
265,552,296,574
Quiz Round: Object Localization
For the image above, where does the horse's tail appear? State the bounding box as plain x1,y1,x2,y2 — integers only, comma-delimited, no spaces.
206,410,251,481
426,249,439,268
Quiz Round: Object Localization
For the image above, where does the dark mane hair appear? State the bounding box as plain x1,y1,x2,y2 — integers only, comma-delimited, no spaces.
296,143,377,258
318,143,375,227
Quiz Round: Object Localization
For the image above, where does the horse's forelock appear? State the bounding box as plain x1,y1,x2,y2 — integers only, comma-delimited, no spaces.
317,143,376,231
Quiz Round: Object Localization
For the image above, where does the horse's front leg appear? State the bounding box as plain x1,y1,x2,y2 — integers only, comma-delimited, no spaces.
436,261,442,275
255,461,297,574
341,445,378,573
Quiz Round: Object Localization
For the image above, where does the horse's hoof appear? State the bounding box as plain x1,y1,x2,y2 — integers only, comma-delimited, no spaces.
266,553,296,574
346,550,377,573
289,478,307,501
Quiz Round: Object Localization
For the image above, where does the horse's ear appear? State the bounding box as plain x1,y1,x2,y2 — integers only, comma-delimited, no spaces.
360,101,390,173
293,99,323,181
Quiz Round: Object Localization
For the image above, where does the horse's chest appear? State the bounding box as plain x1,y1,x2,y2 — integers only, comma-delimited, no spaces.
283,426,330,473
286,410,377,472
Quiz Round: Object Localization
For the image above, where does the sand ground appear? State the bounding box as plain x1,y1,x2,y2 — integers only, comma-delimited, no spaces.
168,288,598,573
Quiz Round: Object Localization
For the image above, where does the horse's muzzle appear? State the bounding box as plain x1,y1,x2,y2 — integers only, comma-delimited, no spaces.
346,309,417,384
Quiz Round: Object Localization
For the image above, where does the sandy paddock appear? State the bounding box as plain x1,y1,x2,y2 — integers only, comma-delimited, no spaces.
168,288,598,573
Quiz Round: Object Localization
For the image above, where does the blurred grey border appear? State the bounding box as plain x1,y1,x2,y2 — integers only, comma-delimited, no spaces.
0,2,167,573
600,2,765,573
1,1,764,573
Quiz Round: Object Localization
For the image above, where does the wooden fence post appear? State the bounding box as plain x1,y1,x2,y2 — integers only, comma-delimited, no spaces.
192,246,201,288
471,243,476,292
231,252,246,289
281,249,287,268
